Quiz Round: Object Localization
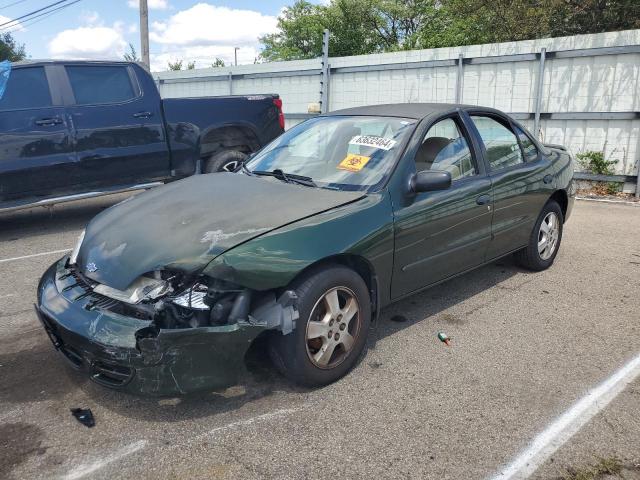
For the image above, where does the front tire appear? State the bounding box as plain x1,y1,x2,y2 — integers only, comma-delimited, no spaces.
515,199,563,271
269,266,371,387
203,149,247,173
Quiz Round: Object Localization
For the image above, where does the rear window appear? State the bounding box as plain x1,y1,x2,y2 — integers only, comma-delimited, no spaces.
66,65,136,105
514,125,539,162
0,67,52,111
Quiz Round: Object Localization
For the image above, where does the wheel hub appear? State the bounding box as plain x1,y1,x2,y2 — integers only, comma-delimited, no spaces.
305,287,360,369
538,211,559,260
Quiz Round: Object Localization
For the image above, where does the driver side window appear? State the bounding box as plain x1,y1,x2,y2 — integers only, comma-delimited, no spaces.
415,117,476,181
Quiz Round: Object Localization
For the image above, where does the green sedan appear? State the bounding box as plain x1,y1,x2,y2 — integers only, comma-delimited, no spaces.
36,103,575,395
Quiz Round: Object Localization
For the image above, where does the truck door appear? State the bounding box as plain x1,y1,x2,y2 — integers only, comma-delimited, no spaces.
0,65,75,201
63,63,170,189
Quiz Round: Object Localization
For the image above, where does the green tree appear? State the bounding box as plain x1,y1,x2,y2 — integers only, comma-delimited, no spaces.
260,0,640,61
547,0,640,36
123,43,140,62
186,61,196,70
167,59,183,70
211,57,226,67
260,1,327,61
0,32,27,62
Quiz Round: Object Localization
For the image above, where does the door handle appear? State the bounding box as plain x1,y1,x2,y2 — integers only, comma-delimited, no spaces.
476,194,491,206
543,174,553,184
133,111,153,118
35,117,63,126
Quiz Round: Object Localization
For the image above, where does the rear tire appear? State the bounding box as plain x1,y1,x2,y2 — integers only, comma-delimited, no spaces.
269,266,371,387
514,199,563,271
203,150,247,173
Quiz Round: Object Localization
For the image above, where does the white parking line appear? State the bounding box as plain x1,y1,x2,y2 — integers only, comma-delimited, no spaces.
63,440,147,480
490,351,640,480
59,408,299,479
167,407,302,452
0,249,71,264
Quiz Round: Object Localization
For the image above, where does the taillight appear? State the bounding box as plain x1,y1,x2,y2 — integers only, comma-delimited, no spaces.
273,97,285,130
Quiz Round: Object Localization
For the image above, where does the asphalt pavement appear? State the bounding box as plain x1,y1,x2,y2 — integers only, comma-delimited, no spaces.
0,196,639,480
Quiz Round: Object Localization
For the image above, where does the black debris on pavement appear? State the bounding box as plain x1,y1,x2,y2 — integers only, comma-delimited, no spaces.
70,408,95,428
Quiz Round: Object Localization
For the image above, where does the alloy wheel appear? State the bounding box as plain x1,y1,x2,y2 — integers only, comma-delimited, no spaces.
305,287,361,369
538,211,559,260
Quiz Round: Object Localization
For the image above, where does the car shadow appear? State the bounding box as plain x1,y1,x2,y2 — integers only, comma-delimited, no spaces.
0,192,135,241
369,256,523,346
80,257,523,422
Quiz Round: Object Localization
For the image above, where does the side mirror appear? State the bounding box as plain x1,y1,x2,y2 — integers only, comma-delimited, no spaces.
410,170,452,193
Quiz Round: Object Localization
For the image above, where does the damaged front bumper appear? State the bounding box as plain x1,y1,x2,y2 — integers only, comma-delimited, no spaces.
36,258,278,395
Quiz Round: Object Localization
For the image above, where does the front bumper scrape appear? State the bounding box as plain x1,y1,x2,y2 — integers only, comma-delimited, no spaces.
36,258,267,395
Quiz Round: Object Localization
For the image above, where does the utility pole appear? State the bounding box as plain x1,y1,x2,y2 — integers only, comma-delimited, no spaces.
140,0,150,70
234,47,239,66
319,29,330,113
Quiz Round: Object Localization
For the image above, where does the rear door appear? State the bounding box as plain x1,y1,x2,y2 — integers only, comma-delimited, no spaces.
0,65,75,200
391,114,493,299
465,112,555,260
63,63,170,189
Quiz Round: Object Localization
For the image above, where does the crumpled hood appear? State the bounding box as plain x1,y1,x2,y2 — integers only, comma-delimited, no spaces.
77,173,364,290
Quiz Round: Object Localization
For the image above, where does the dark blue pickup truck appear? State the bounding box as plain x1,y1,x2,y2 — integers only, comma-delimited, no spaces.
0,60,285,212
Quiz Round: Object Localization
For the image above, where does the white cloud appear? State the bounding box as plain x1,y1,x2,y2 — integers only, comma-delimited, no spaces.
0,15,24,32
148,3,277,71
150,3,277,47
127,0,169,10
79,10,100,25
48,26,127,60
150,45,261,72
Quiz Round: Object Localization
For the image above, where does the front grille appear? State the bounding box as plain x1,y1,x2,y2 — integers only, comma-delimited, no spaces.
59,267,129,311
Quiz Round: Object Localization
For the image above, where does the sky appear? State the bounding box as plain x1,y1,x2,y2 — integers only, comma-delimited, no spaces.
1,0,304,71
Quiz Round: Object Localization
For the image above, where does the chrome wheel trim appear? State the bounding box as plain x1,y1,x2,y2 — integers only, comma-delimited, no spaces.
538,211,560,260
305,286,361,370
221,160,240,172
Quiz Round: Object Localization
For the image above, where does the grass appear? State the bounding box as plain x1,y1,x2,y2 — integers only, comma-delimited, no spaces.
561,456,624,480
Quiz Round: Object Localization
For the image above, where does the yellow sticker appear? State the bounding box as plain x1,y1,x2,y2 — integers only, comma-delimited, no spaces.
337,153,371,172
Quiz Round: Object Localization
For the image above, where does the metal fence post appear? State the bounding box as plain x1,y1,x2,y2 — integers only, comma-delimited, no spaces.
455,54,464,103
320,29,330,113
533,48,546,138
228,72,233,95
636,158,640,198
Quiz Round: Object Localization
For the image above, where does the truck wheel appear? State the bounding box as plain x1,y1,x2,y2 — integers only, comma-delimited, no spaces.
514,199,563,271
269,265,371,387
203,150,247,173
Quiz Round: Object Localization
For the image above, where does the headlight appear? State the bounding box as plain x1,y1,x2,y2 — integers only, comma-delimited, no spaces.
171,283,209,310
69,230,85,265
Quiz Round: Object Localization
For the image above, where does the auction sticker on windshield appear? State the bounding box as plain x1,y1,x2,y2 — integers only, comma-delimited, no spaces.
338,153,371,172
349,135,397,151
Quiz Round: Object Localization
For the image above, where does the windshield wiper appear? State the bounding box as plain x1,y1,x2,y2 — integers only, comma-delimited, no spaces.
252,169,317,187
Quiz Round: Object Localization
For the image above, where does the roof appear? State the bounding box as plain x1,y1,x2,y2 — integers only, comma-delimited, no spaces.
325,103,487,119
12,59,138,67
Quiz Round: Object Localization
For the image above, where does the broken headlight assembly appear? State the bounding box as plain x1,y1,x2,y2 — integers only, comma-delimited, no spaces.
157,277,253,329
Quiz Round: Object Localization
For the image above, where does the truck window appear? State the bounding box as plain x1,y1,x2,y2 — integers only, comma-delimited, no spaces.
66,65,136,105
0,67,52,111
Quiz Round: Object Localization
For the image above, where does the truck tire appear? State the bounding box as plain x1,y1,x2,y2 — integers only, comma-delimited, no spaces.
269,265,371,387
203,150,247,173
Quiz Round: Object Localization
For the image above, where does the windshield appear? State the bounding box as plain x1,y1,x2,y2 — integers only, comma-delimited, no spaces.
245,115,417,191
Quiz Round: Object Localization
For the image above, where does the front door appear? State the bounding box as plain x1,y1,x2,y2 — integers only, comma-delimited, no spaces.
63,63,170,189
0,65,75,201
391,115,493,299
